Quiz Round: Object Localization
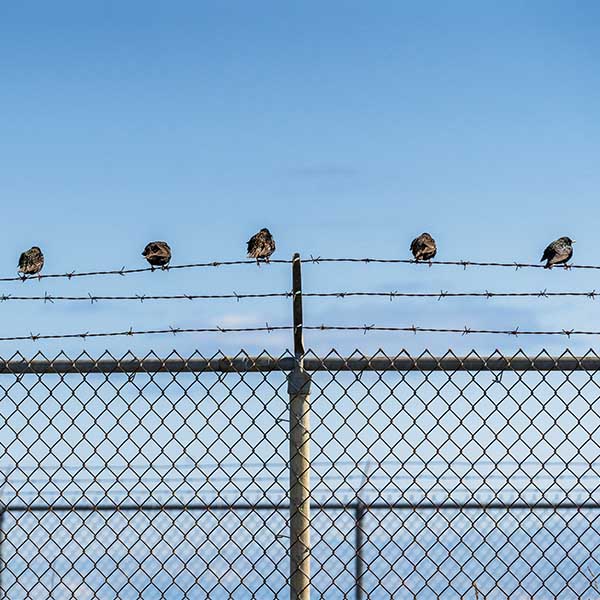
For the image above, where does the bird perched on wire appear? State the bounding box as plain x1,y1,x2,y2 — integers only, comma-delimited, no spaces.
142,241,172,269
541,237,574,269
18,246,44,278
410,233,437,262
247,228,276,264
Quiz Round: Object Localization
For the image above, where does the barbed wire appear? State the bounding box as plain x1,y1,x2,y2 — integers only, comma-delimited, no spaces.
0,292,292,303
2,289,600,303
0,325,292,343
0,259,292,283
2,323,600,342
305,325,596,337
305,290,600,300
5,255,600,283
305,257,600,270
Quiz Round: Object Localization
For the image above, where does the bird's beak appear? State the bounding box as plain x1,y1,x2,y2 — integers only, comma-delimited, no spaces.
573,240,576,244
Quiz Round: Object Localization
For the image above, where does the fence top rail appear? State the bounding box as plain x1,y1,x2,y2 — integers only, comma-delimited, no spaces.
0,354,599,373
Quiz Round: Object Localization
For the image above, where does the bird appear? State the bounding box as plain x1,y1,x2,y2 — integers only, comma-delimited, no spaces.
18,246,44,277
247,228,276,263
410,233,437,262
142,241,172,268
541,237,574,269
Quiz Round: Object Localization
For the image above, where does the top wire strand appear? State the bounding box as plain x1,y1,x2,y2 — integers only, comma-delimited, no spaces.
5,255,600,283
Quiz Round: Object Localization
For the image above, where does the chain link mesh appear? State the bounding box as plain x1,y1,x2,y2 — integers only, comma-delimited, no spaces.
1,349,599,599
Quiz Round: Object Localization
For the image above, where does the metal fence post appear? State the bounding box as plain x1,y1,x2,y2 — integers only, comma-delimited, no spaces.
354,461,372,600
0,507,4,599
289,253,311,600
354,501,366,600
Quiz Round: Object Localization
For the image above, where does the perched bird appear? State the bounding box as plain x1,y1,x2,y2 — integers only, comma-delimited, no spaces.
247,228,276,263
410,233,437,262
18,246,44,277
142,241,172,268
541,237,574,269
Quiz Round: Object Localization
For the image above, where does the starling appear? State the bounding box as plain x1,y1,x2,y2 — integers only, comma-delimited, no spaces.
142,241,172,268
410,233,437,262
18,246,44,277
247,228,276,263
541,237,574,269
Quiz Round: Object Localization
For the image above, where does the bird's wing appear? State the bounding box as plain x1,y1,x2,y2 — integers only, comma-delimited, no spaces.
541,244,554,262
18,252,27,268
410,238,418,253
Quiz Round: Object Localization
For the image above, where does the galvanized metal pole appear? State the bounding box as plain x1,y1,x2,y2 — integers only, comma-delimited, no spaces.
289,253,311,600
354,501,366,600
0,507,4,599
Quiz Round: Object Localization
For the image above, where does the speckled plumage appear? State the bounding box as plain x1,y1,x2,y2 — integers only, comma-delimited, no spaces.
247,228,276,263
410,233,437,262
541,237,574,269
142,241,172,267
18,246,44,276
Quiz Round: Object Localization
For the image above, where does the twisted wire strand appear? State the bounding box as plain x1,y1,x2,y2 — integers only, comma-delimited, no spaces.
3,255,599,283
1,259,291,283
0,323,598,342
305,325,590,337
305,257,596,270
0,326,292,342
0,292,292,303
1,289,598,303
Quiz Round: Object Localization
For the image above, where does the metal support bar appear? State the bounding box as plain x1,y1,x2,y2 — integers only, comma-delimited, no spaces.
0,355,597,374
289,253,311,600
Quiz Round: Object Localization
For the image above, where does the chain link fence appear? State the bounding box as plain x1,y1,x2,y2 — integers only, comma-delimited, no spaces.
1,350,600,599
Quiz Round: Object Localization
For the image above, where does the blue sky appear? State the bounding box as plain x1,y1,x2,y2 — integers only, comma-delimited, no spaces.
0,1,599,357
2,7,600,596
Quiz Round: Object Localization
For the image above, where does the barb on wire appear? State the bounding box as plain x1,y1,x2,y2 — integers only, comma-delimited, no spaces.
5,254,600,283
0,292,292,302
305,325,600,337
305,258,600,270
0,259,292,283
0,325,293,343
303,290,600,300
0,289,599,303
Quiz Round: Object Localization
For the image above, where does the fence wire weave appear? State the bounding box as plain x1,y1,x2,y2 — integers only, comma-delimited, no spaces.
1,349,600,599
